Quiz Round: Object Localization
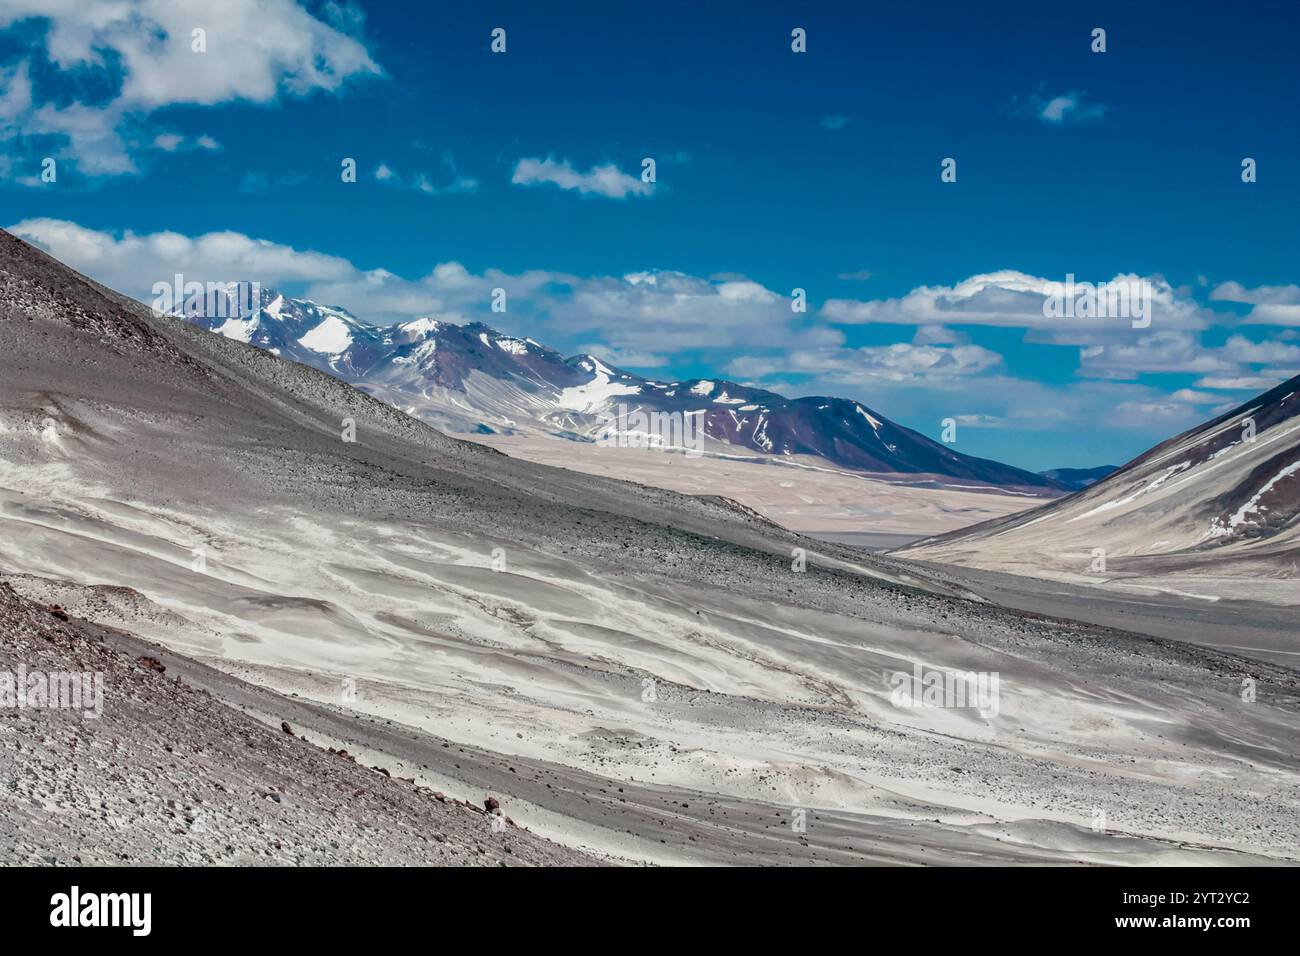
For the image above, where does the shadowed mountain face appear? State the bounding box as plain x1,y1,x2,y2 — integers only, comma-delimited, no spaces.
178,287,1061,492
902,377,1300,594
5,229,1300,866
1039,465,1118,490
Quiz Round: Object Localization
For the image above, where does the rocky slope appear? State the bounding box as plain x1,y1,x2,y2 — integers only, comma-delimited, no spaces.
0,583,592,866
902,378,1300,599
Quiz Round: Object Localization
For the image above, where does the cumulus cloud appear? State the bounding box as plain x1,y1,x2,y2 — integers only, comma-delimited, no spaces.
1079,331,1236,379
5,220,822,354
1220,333,1300,365
0,0,380,175
561,270,841,354
1210,281,1300,305
1211,280,1300,326
727,341,1002,385
511,157,653,199
821,270,1208,339
8,218,356,293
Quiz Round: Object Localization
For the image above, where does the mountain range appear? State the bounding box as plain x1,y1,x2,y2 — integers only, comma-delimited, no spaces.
179,287,1064,492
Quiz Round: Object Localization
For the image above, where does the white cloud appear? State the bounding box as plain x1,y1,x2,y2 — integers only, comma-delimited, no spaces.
949,414,1006,428
0,0,380,175
1196,374,1290,391
8,218,356,293
1220,333,1300,365
727,341,1002,385
151,132,221,153
1079,330,1238,379
1016,89,1108,125
374,156,478,195
821,270,1208,339
0,59,32,123
563,270,836,354
27,100,134,174
5,220,819,351
1210,281,1300,305
511,157,653,199
820,115,849,130
912,325,968,346
1211,281,1300,326
1240,305,1300,326
1079,330,1300,383
573,344,668,369
1167,388,1225,405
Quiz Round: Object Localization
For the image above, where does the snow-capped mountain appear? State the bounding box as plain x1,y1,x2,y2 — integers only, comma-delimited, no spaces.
177,286,388,378
903,375,1300,580
182,288,1060,491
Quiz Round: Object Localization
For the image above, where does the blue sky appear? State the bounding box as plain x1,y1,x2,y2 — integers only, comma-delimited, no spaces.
2,0,1298,470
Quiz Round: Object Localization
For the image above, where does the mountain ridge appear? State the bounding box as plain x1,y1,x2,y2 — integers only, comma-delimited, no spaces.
179,286,1064,492
900,372,1300,599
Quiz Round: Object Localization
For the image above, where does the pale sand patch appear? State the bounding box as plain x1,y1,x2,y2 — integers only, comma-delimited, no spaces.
469,433,1042,536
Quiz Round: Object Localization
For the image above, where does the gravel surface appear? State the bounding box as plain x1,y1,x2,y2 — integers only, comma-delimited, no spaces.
0,583,593,866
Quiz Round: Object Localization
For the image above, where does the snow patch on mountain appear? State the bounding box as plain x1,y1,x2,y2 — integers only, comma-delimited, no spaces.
400,318,441,338
557,367,641,414
298,315,354,354
1205,457,1300,539
393,339,438,366
495,337,530,355
217,316,257,343
856,405,884,434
